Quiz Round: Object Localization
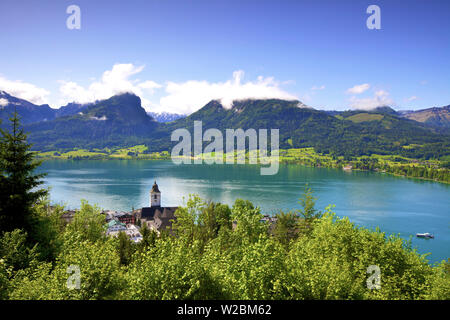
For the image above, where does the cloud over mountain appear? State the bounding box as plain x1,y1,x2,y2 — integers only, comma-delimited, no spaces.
349,90,394,110
158,70,298,114
58,63,162,107
0,76,50,105
57,65,297,115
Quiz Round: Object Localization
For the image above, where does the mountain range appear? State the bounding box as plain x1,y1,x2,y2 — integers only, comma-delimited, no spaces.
0,91,449,159
399,106,450,131
0,90,56,124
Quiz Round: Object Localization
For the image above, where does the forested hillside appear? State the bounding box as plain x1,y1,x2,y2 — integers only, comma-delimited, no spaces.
13,93,449,160
1,91,449,159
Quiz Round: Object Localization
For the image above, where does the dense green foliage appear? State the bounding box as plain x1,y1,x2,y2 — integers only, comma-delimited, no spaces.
352,158,450,183
0,193,448,300
277,148,450,183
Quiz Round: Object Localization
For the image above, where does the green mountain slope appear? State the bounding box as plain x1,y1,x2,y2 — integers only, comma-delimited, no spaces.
19,94,450,159
27,93,157,150
157,99,449,159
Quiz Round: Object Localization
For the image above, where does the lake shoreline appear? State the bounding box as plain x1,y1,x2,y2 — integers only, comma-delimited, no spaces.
36,155,450,185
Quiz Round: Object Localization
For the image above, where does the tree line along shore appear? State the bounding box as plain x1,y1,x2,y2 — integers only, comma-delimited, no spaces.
35,146,450,183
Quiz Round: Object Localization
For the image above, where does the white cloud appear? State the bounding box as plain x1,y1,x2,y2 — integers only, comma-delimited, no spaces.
406,96,418,101
0,98,9,107
58,63,162,107
0,76,50,105
349,90,394,110
157,70,298,114
311,85,325,91
138,80,161,91
56,65,297,113
346,83,370,95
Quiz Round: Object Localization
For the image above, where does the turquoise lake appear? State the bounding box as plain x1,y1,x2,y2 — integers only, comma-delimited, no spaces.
37,160,449,264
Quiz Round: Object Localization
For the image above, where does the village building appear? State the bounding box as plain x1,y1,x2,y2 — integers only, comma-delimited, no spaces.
105,220,127,236
125,224,143,243
105,220,143,242
103,211,135,224
62,181,175,240
115,212,135,225
135,181,178,235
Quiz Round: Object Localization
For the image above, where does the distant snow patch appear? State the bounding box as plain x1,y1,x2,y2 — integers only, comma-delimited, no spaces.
297,102,313,109
89,115,107,121
0,98,9,107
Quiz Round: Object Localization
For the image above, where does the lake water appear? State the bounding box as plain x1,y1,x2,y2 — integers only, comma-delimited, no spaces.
37,160,449,264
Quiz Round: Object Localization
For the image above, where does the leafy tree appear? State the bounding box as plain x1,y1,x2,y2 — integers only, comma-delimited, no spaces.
213,203,232,231
0,258,11,299
139,222,157,250
197,201,231,245
203,233,289,299
172,196,232,249
126,237,223,299
231,198,267,243
64,200,105,243
425,260,450,299
171,195,206,243
0,229,39,272
286,211,434,300
27,199,65,262
9,237,124,300
117,231,132,266
273,210,299,246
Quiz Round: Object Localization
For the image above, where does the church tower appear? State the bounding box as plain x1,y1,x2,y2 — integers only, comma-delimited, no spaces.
150,181,161,207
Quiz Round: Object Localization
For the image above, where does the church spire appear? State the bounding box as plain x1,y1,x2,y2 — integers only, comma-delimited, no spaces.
151,180,160,193
150,181,161,207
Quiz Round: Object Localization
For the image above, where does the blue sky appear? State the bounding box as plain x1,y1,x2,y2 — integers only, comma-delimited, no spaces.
0,0,449,113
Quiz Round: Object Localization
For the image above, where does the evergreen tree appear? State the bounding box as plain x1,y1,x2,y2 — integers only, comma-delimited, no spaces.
0,112,47,233
118,231,132,266
273,210,299,246
140,223,157,249
297,185,321,223
296,185,322,235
